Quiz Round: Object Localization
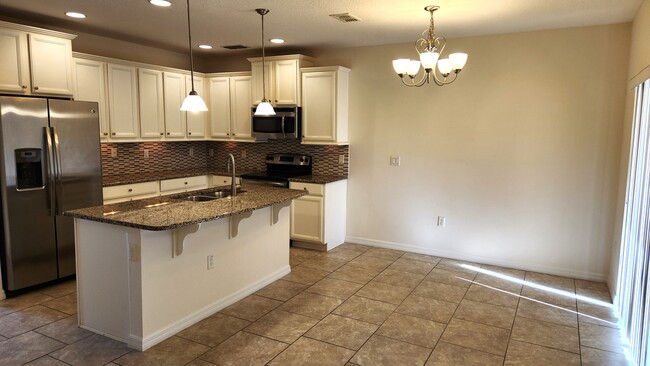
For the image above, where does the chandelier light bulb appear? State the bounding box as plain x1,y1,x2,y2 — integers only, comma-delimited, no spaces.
437,59,452,76
449,53,468,71
406,60,421,76
392,59,410,75
420,51,439,70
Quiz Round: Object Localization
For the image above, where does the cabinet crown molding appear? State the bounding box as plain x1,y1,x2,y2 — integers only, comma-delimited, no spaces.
0,20,76,40
247,54,316,63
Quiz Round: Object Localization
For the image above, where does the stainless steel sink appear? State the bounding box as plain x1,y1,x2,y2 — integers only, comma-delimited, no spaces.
185,195,219,202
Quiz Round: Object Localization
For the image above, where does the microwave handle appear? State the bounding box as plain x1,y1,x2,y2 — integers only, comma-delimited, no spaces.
281,115,286,139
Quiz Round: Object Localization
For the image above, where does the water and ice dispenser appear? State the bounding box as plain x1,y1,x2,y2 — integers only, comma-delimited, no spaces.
14,148,44,190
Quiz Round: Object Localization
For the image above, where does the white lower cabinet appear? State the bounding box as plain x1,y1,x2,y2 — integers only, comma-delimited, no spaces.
289,180,347,250
159,176,209,195
103,181,160,204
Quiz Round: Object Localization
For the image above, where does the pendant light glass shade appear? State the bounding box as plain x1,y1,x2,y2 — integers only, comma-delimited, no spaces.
180,0,207,112
255,8,275,116
254,100,275,116
181,91,208,111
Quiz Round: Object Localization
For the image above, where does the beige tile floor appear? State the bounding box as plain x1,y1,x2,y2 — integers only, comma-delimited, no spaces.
0,243,631,365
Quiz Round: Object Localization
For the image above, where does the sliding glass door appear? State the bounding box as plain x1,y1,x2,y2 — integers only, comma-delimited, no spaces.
616,78,650,365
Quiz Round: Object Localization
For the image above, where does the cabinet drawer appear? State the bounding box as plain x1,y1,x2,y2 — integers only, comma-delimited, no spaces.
160,175,208,192
103,181,159,200
289,182,324,196
212,175,241,186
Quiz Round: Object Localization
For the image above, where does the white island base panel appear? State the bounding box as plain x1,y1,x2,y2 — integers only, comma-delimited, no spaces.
74,206,290,351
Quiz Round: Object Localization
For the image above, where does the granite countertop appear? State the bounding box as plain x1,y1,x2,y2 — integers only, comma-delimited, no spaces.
102,169,260,187
102,170,347,186
288,175,347,184
64,185,306,231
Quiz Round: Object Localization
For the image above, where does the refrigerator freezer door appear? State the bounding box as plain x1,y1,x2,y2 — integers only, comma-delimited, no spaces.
48,99,102,278
0,96,58,291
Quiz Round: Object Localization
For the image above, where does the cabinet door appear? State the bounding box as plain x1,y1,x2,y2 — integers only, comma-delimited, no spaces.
209,77,231,139
28,33,73,96
302,71,336,143
185,75,206,138
163,72,186,138
107,64,139,138
290,195,324,243
251,61,272,105
73,59,109,139
230,76,254,141
138,68,165,138
273,59,299,105
0,28,29,94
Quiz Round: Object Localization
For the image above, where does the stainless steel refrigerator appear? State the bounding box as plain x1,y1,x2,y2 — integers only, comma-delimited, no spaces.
0,96,102,295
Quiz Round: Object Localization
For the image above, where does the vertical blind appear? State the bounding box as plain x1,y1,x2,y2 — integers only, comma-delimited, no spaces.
616,78,650,366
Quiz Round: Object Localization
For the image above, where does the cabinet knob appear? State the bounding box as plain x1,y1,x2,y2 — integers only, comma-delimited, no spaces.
188,132,192,135
160,132,164,135
112,132,116,136
128,189,133,192
21,85,27,89
34,86,39,90
167,132,170,135
226,133,230,136
184,182,188,185
103,132,108,136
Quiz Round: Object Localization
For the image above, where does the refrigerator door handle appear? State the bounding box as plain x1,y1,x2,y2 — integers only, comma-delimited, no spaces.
52,127,63,215
45,127,56,217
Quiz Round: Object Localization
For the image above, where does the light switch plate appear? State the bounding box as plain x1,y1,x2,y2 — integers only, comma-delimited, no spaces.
143,149,149,159
390,156,400,166
339,155,345,165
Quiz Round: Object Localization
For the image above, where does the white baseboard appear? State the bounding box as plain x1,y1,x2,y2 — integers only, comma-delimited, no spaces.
346,236,607,282
137,265,291,351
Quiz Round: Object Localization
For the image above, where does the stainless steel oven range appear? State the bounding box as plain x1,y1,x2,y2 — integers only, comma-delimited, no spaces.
241,153,312,188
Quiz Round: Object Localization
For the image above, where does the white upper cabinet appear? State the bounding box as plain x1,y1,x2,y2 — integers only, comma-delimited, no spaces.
301,66,350,145
208,73,253,142
163,72,186,138
107,64,139,139
0,28,29,93
0,21,75,96
73,58,109,139
28,34,74,96
209,77,231,139
138,68,165,138
248,54,314,106
185,75,206,138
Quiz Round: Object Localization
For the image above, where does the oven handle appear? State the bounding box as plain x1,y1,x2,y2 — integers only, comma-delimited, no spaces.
281,115,286,139
241,178,288,188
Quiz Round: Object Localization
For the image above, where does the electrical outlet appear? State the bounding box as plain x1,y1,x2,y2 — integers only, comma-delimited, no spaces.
209,148,214,157
144,149,150,159
390,156,400,166
189,147,195,157
110,147,118,158
241,150,246,159
437,216,446,227
129,244,139,262
207,255,214,270
338,155,345,165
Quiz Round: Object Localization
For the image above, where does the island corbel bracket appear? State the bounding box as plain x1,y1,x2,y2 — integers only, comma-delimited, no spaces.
272,201,291,225
230,211,253,238
172,223,201,257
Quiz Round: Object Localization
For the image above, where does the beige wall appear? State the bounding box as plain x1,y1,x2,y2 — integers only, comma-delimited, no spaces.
610,0,650,293
311,24,630,280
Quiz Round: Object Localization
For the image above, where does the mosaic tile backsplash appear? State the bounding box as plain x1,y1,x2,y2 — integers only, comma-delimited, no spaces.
101,140,349,177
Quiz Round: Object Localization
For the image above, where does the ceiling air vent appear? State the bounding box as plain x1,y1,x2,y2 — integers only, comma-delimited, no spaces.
222,44,249,50
329,13,361,23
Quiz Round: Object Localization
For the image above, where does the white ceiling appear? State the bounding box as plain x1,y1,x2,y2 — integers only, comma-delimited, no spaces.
0,0,642,55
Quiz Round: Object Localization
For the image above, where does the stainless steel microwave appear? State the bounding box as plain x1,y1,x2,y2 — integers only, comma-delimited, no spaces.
251,106,301,140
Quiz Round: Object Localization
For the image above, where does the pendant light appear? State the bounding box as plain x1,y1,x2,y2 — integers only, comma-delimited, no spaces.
254,8,275,116
180,0,208,112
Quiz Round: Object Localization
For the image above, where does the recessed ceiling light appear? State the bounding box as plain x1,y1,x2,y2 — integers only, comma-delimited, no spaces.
149,0,172,7
270,38,285,44
65,12,86,19
198,44,213,49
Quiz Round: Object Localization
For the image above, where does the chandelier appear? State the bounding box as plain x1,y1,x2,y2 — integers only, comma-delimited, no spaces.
392,5,468,87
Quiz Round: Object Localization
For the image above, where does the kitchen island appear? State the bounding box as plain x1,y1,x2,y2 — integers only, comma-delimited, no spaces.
64,185,306,351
